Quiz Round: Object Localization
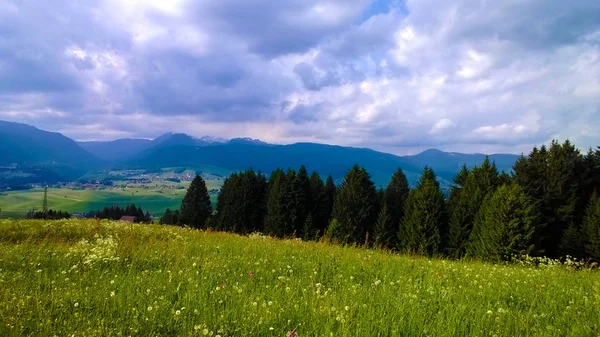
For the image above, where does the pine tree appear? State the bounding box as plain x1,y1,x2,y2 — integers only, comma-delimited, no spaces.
513,141,584,257
308,172,327,236
383,168,410,249
448,165,469,206
373,202,392,249
448,173,483,257
323,175,336,226
449,158,500,257
291,166,311,235
264,169,290,237
161,208,174,225
324,218,343,243
301,214,314,241
330,165,378,244
214,169,268,234
579,148,600,220
180,175,213,229
469,184,538,261
583,193,600,261
559,223,584,258
399,167,446,256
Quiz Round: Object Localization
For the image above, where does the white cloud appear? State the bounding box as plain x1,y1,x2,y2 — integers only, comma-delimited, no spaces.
0,0,598,154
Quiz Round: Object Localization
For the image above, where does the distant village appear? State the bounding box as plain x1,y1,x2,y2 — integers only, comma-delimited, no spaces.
22,170,224,191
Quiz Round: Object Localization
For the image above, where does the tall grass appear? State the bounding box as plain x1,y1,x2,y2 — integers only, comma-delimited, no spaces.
0,219,599,336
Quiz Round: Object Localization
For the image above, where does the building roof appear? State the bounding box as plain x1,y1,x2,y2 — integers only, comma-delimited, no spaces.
119,216,136,222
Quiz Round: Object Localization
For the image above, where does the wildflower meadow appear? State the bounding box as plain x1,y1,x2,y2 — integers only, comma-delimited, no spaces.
1,219,599,336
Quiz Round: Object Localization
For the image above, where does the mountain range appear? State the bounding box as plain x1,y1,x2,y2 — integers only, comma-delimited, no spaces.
0,120,522,188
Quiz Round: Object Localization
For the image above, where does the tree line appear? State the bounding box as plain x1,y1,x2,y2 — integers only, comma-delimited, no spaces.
89,204,153,223
26,209,71,220
165,140,600,262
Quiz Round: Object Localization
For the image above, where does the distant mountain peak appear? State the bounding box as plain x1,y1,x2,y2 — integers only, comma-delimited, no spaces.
229,137,268,145
199,135,228,144
420,148,445,155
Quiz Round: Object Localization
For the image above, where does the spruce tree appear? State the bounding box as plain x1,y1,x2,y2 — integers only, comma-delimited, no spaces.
545,140,581,256
264,169,290,237
329,164,378,244
308,172,327,236
301,214,314,241
383,168,410,249
323,175,336,225
559,223,584,258
513,141,583,257
449,158,500,257
579,148,600,220
448,165,469,207
180,175,212,229
160,208,174,225
448,173,483,257
291,166,311,235
468,184,537,261
373,202,392,248
399,167,446,256
583,193,600,261
214,169,267,234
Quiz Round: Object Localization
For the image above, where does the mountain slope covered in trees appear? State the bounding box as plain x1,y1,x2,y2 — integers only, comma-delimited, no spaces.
127,142,519,187
0,120,103,183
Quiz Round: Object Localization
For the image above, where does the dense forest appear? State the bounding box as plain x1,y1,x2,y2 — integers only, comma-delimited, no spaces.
164,140,600,262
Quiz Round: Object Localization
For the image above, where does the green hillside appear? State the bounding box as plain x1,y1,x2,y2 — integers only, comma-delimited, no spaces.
0,219,598,336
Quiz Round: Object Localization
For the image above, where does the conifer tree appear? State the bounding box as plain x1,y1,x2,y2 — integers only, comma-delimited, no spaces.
383,168,410,249
308,172,327,236
180,175,212,229
449,158,500,257
579,148,600,219
448,165,469,206
323,175,336,224
448,173,484,257
583,193,600,261
559,223,584,258
264,169,289,237
160,208,175,225
399,167,446,256
329,165,378,244
301,214,314,241
513,141,583,257
468,184,537,261
291,166,311,235
214,169,267,233
373,202,392,248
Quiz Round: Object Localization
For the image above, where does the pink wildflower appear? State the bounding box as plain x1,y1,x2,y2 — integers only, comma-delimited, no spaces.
248,271,255,280
287,330,298,337
221,282,226,287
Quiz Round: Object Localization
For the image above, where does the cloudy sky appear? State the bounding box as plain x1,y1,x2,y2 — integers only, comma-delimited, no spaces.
0,0,599,155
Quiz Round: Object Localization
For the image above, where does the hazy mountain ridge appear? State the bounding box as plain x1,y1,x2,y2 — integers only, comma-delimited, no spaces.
0,120,520,187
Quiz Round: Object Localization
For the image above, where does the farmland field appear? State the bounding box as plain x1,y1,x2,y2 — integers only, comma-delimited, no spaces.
0,182,221,218
1,220,599,336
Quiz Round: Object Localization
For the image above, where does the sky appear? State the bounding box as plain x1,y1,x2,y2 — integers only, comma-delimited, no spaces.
0,0,599,155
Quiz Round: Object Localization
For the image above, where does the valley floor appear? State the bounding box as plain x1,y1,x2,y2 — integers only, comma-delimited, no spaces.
0,185,219,218
0,220,598,336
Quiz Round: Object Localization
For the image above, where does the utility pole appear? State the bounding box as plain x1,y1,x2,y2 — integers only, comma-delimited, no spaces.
42,187,48,219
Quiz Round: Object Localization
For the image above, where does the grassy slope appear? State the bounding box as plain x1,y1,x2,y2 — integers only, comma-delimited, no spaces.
0,183,221,218
0,220,598,337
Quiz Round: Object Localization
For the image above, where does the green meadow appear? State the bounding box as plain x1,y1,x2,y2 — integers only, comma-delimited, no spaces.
0,183,221,218
1,219,598,336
